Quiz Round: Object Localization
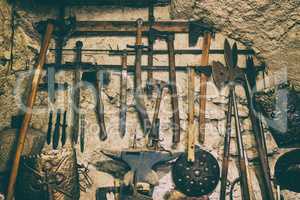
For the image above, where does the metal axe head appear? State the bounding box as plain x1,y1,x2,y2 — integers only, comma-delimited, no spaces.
82,71,97,83
149,28,173,43
188,21,216,47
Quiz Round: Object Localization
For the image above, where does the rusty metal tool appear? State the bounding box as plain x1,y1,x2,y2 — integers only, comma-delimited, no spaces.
53,109,61,150
244,56,275,200
47,111,53,145
6,21,54,200
120,51,128,137
198,32,212,144
71,41,83,144
82,70,108,141
80,114,85,153
219,84,234,200
167,33,181,145
188,22,215,144
127,18,151,135
61,110,67,147
97,70,108,141
212,39,253,200
61,82,68,147
147,80,168,149
146,4,155,98
149,28,181,145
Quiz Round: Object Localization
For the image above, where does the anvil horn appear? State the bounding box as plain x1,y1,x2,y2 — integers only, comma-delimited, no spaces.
101,150,122,160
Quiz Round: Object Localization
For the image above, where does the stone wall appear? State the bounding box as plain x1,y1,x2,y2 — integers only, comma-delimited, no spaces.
0,1,299,200
171,0,300,87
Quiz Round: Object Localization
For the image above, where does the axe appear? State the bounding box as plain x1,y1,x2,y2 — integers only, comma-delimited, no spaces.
188,22,216,143
148,28,181,145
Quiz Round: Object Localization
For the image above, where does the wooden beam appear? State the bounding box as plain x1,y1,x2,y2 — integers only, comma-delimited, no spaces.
45,63,212,74
73,21,190,36
49,48,256,55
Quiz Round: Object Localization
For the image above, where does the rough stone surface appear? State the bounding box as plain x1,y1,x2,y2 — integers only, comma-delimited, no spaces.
171,0,300,86
0,1,298,200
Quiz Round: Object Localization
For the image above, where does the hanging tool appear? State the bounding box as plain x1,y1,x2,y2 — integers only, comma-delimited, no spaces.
80,114,85,153
97,70,108,140
146,3,155,98
71,41,83,144
119,51,128,137
147,80,168,149
52,109,61,150
188,22,215,144
81,70,108,141
61,110,67,147
61,82,69,147
6,21,54,200
197,32,212,144
127,18,151,135
171,65,220,197
7,2,15,75
47,111,53,145
219,83,234,200
49,6,65,108
212,39,254,200
148,28,181,145
244,56,275,200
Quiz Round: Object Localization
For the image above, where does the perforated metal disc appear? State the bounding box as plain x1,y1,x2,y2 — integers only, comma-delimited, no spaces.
172,147,220,197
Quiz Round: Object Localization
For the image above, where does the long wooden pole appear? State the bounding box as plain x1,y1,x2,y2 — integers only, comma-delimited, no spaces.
198,32,212,144
187,66,195,162
6,22,54,200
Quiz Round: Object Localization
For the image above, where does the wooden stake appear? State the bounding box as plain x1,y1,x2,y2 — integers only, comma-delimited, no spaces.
6,22,54,200
198,32,212,144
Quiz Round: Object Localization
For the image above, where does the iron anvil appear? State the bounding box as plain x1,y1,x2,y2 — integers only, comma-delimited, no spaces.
101,149,181,194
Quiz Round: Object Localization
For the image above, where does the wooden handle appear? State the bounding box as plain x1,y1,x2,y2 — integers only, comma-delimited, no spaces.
6,22,54,200
187,66,195,162
136,18,143,45
167,35,181,144
198,32,212,144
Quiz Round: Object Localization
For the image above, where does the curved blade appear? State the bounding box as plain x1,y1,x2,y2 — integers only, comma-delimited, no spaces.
212,61,228,90
232,42,238,68
224,39,233,68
